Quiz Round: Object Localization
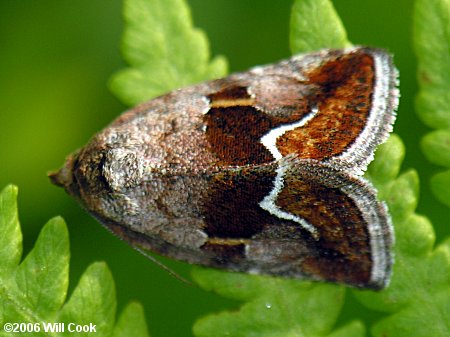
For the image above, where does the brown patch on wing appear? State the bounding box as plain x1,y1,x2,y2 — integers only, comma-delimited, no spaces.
276,172,372,285
204,82,316,166
277,51,375,160
202,166,278,238
204,106,276,165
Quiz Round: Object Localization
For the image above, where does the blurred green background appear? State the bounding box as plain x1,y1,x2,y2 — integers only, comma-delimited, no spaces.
1,1,449,336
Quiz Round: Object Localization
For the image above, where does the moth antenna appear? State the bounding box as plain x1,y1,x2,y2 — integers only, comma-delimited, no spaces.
134,247,193,285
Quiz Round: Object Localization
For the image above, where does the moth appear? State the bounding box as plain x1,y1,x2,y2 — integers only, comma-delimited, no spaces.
50,47,399,290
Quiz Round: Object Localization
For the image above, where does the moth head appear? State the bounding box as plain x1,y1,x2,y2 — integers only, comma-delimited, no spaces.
49,151,81,196
48,141,111,203
49,134,146,200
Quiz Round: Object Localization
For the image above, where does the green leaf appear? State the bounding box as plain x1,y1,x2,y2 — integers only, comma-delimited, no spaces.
0,185,22,277
414,0,450,129
290,0,351,54
58,263,116,337
112,302,149,337
414,0,450,207
430,170,450,207
370,240,450,337
0,185,150,337
382,170,419,224
0,193,70,328
366,134,405,185
110,0,228,106
192,269,364,337
14,216,69,318
327,321,365,337
416,91,450,129
421,130,450,168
